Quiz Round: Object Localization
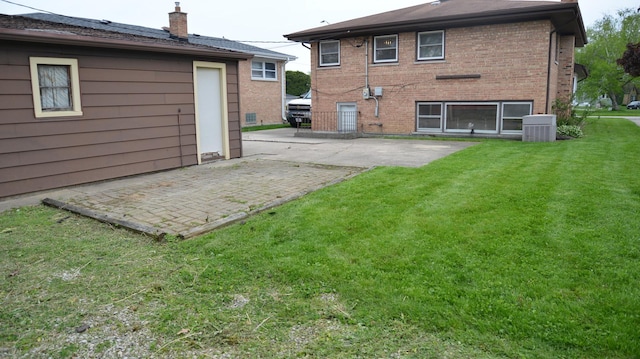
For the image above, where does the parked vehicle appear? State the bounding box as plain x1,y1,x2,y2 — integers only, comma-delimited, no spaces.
286,91,311,127
627,101,640,109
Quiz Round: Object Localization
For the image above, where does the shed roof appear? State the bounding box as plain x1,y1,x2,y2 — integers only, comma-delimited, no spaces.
20,13,296,61
285,0,586,46
0,14,253,59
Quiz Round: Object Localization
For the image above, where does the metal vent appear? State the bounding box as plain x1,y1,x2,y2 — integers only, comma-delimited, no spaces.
245,112,257,124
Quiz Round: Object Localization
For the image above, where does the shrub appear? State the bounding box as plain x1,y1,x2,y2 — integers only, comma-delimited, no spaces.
557,124,584,138
552,97,590,127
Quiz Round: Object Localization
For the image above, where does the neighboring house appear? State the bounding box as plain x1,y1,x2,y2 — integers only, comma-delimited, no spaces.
21,10,296,127
285,0,587,137
0,7,253,198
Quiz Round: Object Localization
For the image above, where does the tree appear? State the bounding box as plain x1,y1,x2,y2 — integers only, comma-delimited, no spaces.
617,42,640,77
285,71,310,96
575,8,640,110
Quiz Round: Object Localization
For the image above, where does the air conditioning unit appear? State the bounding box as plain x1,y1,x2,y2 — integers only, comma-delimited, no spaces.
522,115,557,142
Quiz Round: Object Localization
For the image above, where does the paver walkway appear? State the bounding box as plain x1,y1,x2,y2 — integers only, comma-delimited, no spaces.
43,159,365,239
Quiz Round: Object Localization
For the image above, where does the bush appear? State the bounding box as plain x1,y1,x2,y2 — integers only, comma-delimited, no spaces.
552,97,590,127
557,124,584,138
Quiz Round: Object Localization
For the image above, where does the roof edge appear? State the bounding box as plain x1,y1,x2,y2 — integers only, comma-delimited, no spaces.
0,27,252,59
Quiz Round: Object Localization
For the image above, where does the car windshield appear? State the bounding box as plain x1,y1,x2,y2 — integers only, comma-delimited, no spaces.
302,91,311,99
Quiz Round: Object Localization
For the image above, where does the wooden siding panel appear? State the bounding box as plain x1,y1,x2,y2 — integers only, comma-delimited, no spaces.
1,158,182,197
0,42,241,197
79,55,193,72
0,137,180,169
82,81,194,95
1,127,181,153
1,147,182,182
0,80,31,94
0,64,29,80
0,94,32,109
0,115,183,138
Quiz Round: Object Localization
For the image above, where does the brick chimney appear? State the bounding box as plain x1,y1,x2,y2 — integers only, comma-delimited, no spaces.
169,2,188,40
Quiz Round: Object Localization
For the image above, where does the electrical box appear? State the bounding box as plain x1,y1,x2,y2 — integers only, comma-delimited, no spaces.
374,87,383,97
362,87,370,100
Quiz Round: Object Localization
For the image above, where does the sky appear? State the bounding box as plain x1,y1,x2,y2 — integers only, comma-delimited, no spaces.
0,0,637,73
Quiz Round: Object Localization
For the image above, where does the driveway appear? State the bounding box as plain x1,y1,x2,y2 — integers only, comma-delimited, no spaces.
1,129,474,238
243,128,475,168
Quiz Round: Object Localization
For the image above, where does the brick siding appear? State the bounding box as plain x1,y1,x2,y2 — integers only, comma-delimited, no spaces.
310,20,576,134
238,60,285,126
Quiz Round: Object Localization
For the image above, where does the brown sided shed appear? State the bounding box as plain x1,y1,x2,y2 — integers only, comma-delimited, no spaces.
0,14,251,198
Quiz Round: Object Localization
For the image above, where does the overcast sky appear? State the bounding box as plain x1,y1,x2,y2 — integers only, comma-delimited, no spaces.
1,0,636,72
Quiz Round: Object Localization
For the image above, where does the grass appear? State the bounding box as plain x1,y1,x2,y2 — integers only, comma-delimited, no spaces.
241,123,290,132
575,107,640,118
2,117,640,357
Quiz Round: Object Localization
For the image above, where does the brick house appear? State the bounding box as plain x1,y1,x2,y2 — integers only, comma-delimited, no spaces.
22,6,296,127
285,0,586,137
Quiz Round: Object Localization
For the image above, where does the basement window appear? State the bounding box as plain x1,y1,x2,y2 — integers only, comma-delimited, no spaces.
29,57,82,118
501,102,532,133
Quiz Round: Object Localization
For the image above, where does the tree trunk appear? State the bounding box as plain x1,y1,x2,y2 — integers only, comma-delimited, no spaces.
609,91,620,110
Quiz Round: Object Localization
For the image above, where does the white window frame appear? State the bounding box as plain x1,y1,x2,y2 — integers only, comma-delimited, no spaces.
501,102,532,133
29,57,82,118
445,102,499,134
416,102,443,132
251,60,277,81
373,35,398,63
417,30,445,61
319,40,340,67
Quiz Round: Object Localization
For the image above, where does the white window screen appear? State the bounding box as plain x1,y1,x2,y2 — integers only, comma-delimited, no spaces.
418,31,444,60
374,35,398,62
38,65,72,110
319,41,340,66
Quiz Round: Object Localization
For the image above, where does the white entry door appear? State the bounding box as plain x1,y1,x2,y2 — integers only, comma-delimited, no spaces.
194,62,228,163
337,102,357,132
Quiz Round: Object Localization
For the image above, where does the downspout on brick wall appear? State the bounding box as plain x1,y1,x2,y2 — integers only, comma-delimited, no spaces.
169,2,188,40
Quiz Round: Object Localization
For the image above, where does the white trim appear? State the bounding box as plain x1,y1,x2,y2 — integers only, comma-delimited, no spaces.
29,57,82,118
373,34,398,63
416,102,443,132
501,102,533,133
417,30,445,61
319,40,340,67
193,61,230,164
251,59,278,81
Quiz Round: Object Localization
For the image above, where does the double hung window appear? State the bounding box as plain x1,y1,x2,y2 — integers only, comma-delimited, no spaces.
319,40,340,66
252,60,277,80
374,35,398,63
417,31,444,60
29,57,82,118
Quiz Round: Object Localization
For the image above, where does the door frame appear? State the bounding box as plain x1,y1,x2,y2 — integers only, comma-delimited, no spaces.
193,61,230,164
337,102,357,133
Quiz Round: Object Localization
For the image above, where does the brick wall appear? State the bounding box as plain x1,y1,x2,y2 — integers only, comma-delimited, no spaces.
311,20,561,134
238,59,285,126
556,34,577,103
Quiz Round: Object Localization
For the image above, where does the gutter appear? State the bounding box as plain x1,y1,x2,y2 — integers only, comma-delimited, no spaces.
0,28,252,59
286,7,585,46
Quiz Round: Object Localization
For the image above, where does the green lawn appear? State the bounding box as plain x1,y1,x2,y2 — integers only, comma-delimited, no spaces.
576,107,640,118
2,117,639,358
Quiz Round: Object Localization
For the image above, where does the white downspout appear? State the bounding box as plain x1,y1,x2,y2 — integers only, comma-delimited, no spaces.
281,58,290,123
